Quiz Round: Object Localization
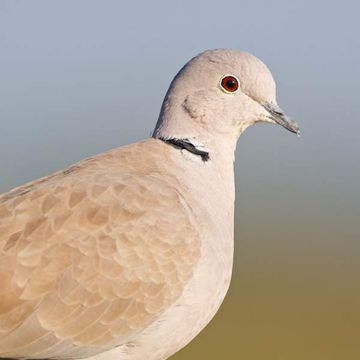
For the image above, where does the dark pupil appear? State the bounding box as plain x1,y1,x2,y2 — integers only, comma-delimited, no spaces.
226,79,236,88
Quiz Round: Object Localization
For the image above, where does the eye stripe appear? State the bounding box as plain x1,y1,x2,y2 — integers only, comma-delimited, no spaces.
220,75,240,93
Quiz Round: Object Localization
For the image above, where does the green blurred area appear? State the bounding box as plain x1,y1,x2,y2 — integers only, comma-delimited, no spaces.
171,135,360,359
172,220,360,360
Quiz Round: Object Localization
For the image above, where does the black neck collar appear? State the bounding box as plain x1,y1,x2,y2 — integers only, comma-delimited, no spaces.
159,137,209,162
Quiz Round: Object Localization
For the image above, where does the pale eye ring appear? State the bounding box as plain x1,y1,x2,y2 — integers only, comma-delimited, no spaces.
220,74,240,93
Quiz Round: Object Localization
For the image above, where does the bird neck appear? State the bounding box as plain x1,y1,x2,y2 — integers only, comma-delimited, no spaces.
153,104,240,165
158,137,210,162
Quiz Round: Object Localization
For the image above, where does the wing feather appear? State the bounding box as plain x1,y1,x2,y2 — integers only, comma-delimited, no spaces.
0,140,201,359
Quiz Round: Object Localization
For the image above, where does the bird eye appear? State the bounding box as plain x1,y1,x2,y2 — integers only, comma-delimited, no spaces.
220,75,240,93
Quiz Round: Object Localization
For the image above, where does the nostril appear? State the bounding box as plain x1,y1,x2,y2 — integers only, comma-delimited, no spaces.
273,110,284,116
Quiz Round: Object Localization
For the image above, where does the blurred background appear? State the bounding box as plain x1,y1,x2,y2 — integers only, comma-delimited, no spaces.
0,0,359,359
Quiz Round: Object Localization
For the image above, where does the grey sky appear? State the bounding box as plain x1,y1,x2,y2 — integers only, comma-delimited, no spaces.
1,0,359,225
1,0,359,255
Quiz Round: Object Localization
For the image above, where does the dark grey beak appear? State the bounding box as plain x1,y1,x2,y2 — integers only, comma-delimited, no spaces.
262,102,300,135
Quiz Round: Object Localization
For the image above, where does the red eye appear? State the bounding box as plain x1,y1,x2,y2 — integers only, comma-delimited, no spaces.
220,75,239,93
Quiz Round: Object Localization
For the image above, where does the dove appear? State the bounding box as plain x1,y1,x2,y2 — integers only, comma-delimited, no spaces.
0,49,299,360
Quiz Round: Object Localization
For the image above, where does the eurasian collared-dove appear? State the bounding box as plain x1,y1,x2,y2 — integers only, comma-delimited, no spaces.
0,49,299,360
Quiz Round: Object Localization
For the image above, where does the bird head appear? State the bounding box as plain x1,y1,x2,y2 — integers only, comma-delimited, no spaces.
153,49,299,149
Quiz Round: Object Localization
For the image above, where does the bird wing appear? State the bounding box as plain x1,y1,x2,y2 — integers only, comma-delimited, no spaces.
0,140,201,359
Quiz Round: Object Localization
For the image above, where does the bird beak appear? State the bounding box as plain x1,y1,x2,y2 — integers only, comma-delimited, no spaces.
262,102,300,135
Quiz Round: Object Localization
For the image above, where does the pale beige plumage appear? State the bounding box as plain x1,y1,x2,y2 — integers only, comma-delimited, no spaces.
0,140,200,358
0,49,298,360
